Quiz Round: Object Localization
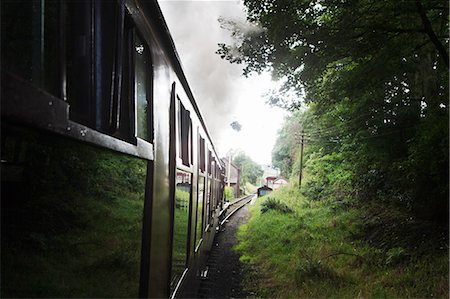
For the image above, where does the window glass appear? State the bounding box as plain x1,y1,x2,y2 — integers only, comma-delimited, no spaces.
195,177,205,249
206,178,212,223
135,34,150,141
66,0,94,127
171,170,192,292
199,136,205,172
116,14,135,142
2,2,152,145
178,102,192,166
208,150,214,175
210,162,216,209
1,124,145,298
1,0,60,96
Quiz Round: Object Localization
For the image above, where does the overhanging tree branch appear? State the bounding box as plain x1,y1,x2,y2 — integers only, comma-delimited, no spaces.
415,0,449,68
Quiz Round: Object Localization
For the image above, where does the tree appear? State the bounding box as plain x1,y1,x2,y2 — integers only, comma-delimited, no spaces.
233,152,264,186
219,0,449,222
272,110,307,177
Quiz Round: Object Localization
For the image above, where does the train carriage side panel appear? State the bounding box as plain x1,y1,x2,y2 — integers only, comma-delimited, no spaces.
1,1,158,297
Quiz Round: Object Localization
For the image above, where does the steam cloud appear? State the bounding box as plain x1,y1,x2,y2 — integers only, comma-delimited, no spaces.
158,1,249,153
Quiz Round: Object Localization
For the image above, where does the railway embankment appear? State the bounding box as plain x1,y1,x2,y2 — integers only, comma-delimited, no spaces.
235,186,448,298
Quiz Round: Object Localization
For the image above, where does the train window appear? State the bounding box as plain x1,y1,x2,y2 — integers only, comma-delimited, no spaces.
195,177,205,250
199,136,206,172
179,101,192,166
1,0,61,97
205,178,211,227
134,33,151,141
2,1,152,144
171,170,192,293
116,14,135,142
209,175,215,220
207,150,212,175
66,2,139,142
66,0,95,127
1,124,146,298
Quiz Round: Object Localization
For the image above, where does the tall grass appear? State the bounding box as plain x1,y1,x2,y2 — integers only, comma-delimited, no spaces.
235,186,448,298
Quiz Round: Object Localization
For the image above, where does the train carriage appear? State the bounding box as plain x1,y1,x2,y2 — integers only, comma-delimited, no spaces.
1,0,224,298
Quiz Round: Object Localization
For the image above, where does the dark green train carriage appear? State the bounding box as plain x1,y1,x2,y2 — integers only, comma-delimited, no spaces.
1,1,225,298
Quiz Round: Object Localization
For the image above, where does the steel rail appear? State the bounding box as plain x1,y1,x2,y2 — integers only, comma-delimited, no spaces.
220,194,255,226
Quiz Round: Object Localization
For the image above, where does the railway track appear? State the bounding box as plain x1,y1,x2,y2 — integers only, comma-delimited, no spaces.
198,196,253,298
219,193,255,226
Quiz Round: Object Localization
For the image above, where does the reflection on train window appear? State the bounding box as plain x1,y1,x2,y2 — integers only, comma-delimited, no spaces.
205,179,212,225
207,150,212,175
199,136,206,172
171,170,192,292
179,101,192,166
210,161,216,210
1,0,61,96
134,33,151,141
195,177,205,249
0,124,146,298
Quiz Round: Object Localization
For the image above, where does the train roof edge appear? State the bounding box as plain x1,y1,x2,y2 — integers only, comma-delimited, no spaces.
139,0,223,168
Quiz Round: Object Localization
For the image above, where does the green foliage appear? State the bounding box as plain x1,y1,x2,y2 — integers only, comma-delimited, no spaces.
271,110,307,178
260,197,293,214
224,186,235,201
236,186,448,298
221,0,449,225
233,151,263,186
244,182,258,194
223,2,449,295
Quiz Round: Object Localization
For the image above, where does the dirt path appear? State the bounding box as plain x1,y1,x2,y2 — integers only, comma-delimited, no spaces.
197,204,251,298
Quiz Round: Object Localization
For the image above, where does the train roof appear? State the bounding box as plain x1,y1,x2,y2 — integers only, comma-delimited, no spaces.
139,0,222,166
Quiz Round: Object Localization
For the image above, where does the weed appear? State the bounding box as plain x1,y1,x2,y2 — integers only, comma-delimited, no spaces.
294,259,323,281
260,197,293,214
385,247,408,266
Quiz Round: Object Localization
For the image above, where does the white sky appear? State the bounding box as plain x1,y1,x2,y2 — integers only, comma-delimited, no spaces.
158,0,286,166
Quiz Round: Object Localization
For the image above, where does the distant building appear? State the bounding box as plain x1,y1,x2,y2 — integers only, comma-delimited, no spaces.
272,178,289,190
260,165,279,186
266,176,278,189
266,176,288,190
221,157,241,198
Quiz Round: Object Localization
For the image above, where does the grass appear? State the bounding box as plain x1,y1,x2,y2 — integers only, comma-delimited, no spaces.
235,186,449,298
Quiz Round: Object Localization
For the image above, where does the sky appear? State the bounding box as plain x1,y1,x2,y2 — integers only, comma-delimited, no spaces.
158,0,287,166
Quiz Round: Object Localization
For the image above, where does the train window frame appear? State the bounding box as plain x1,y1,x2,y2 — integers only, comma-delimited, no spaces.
199,135,206,173
177,97,193,169
194,174,206,253
133,29,153,142
206,152,215,225
204,177,211,233
1,1,154,161
194,128,206,252
170,169,193,295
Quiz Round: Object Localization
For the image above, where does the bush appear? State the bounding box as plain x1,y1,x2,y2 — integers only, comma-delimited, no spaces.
224,186,234,201
261,197,293,214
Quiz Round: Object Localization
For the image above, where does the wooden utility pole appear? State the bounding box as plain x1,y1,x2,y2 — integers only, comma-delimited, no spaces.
299,131,304,189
